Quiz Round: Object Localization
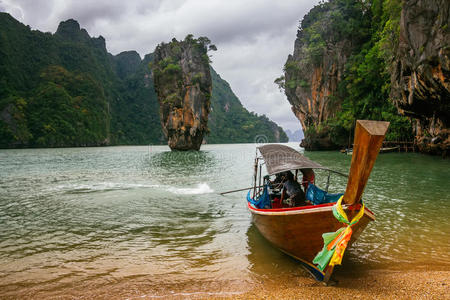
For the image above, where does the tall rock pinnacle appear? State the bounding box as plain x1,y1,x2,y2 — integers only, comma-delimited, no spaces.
151,36,215,150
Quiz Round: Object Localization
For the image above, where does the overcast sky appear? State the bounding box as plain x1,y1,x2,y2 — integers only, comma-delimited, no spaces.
0,0,319,132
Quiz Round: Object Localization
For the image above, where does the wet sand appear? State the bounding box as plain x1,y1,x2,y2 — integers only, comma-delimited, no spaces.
1,267,449,299
227,268,450,300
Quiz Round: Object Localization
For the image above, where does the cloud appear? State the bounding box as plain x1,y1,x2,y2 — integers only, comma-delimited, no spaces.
0,0,25,21
0,0,320,132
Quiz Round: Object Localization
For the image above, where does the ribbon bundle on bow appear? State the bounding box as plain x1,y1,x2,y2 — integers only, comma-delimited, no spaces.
313,195,365,271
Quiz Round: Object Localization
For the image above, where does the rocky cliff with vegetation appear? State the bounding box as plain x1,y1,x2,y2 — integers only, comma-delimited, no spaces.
0,13,287,148
391,0,449,156
279,0,447,152
152,36,213,150
279,0,362,150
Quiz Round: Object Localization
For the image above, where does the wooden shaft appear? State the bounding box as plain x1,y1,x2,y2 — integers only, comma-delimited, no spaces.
323,265,335,284
343,120,389,205
253,157,258,198
259,164,262,191
220,185,264,195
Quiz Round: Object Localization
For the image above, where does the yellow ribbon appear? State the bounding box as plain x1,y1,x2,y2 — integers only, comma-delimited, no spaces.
329,196,365,267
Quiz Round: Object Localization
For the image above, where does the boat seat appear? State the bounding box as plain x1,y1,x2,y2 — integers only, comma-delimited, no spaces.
306,184,343,205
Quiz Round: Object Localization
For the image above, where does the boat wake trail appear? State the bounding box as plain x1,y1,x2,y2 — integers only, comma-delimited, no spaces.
168,183,214,195
53,182,159,194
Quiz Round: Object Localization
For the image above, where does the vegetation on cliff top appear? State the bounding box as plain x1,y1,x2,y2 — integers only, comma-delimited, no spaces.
277,0,413,146
151,35,215,108
0,13,287,148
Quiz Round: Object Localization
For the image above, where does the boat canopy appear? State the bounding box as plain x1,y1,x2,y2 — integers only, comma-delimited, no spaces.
257,144,346,176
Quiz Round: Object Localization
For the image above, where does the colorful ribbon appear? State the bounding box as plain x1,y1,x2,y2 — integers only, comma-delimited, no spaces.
313,195,365,271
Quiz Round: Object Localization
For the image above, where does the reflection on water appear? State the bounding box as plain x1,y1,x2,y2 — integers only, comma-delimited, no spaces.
147,150,216,171
305,151,450,268
0,144,449,297
246,224,310,282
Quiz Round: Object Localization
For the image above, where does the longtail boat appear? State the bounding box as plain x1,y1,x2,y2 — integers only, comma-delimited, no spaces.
247,120,389,283
379,146,400,153
345,145,399,155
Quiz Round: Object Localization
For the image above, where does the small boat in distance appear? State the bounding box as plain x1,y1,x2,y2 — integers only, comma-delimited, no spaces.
380,146,400,153
343,145,399,155
247,120,389,283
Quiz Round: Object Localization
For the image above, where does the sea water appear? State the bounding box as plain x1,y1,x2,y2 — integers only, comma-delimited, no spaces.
0,143,449,297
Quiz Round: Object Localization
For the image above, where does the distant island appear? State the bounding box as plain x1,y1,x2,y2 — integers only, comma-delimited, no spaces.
285,129,304,142
0,13,287,148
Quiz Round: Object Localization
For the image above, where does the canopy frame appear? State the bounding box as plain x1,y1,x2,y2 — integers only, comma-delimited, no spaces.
257,144,347,177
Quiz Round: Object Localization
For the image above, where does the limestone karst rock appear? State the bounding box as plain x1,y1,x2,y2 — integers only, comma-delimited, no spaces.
391,0,450,156
152,36,214,150
281,0,449,155
282,3,356,150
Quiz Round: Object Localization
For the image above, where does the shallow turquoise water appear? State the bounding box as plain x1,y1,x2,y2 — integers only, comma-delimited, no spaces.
0,143,449,297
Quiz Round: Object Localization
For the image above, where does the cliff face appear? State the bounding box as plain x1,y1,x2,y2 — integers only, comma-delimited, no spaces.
152,37,212,150
285,38,352,150
283,2,358,150
391,0,450,156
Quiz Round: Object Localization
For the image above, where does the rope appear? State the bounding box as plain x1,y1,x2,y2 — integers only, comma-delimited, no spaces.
313,195,365,271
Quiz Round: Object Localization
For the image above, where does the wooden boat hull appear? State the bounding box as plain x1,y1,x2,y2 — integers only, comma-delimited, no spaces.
345,146,398,155
248,202,375,281
380,146,400,153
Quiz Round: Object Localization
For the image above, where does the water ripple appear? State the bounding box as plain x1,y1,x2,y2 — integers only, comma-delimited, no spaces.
0,146,449,297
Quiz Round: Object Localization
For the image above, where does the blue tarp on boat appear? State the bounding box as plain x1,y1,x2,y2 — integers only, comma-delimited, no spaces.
306,184,343,205
247,185,271,209
248,184,343,208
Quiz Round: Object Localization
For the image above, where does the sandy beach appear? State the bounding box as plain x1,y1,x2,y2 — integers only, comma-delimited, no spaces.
6,267,447,299
228,268,450,300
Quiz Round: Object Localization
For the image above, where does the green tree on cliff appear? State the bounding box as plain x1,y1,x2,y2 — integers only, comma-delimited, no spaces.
0,15,287,148
277,0,412,147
